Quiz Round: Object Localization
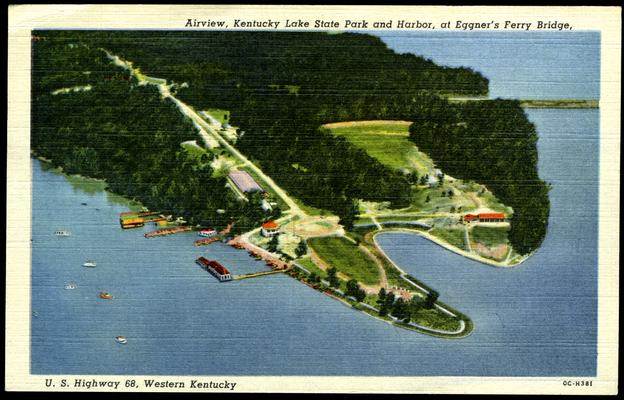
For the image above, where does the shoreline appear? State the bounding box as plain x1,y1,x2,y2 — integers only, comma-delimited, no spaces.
446,97,599,109
373,226,528,268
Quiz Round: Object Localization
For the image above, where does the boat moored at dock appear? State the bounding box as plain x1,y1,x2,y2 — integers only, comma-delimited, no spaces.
195,256,232,282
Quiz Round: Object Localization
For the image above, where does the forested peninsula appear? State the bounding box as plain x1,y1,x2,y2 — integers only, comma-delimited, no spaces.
32,30,550,255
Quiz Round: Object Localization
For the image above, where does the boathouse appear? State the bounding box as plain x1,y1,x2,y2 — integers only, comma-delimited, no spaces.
196,257,232,281
261,220,280,237
120,217,144,229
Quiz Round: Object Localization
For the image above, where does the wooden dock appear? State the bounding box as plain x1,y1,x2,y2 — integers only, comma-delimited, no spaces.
194,237,221,246
144,225,192,238
233,269,288,281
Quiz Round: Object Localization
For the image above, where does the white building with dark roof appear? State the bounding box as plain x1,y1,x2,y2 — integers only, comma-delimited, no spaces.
228,170,263,194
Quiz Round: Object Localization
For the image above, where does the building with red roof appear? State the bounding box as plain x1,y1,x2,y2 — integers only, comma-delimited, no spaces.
261,220,280,237
196,257,232,281
463,214,479,223
463,213,506,223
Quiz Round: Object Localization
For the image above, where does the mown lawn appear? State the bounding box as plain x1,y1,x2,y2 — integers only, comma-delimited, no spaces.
429,227,466,249
328,123,434,175
205,108,230,124
411,308,461,331
308,236,380,286
471,226,509,247
296,257,326,277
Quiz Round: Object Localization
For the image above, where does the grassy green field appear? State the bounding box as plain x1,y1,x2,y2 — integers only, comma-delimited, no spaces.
327,123,434,176
429,227,466,249
471,226,510,247
296,257,325,276
308,236,380,286
410,307,461,331
205,108,230,124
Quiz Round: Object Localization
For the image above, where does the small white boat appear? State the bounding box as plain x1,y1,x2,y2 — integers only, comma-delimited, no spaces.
198,229,216,237
54,230,71,237
82,260,97,268
115,336,127,344
64,282,78,290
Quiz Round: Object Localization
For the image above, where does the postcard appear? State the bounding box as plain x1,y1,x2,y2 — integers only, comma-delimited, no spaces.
6,4,620,394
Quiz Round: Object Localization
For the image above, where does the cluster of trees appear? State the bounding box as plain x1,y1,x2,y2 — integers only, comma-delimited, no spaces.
345,279,366,302
409,100,550,254
377,288,440,323
56,31,488,101
31,37,267,231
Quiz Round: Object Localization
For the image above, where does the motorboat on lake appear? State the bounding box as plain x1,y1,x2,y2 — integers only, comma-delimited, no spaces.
54,230,71,237
64,282,78,290
99,291,113,299
82,260,97,268
115,336,127,344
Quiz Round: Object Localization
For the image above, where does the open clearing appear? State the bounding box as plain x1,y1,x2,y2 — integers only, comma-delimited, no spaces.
471,225,510,247
308,236,380,286
326,123,434,175
323,120,412,129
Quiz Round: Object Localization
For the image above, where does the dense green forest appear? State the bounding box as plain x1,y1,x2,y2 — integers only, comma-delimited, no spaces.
31,38,274,231
408,100,550,254
32,30,549,254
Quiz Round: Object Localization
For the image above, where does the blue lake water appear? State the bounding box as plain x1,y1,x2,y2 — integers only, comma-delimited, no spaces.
376,31,600,100
31,32,599,376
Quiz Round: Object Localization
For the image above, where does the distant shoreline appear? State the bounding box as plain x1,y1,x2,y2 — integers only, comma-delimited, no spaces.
446,97,599,109
517,99,599,109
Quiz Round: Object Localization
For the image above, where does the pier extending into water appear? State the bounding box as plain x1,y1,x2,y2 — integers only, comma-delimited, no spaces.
194,237,221,246
144,225,192,238
234,269,288,280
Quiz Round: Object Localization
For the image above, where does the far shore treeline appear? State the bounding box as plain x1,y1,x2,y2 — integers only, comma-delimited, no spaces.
31,30,550,255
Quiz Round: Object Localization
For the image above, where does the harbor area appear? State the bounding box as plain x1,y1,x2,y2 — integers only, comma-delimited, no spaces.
118,209,286,282
119,210,169,229
227,236,290,271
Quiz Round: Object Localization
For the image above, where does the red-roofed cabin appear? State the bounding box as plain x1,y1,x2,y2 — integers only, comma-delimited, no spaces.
463,214,479,223
261,220,280,237
478,213,506,222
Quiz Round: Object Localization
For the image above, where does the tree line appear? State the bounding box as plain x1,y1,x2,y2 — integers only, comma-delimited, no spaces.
408,100,550,254
32,31,549,254
31,37,270,231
